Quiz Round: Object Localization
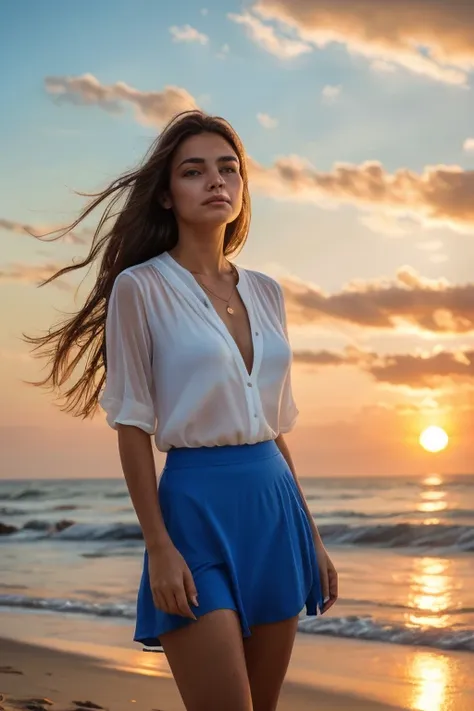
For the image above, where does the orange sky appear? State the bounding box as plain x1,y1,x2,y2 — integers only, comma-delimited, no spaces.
1,0,473,478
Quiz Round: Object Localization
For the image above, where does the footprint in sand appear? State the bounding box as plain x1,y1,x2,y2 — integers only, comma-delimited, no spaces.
0,698,53,711
0,667,23,676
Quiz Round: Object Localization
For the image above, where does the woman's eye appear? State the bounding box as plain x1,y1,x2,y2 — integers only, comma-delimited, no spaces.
183,166,237,177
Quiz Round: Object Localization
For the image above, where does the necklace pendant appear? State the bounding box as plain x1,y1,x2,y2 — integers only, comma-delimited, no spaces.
227,306,234,315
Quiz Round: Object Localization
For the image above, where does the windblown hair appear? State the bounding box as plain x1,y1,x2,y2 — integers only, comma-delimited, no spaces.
23,110,251,419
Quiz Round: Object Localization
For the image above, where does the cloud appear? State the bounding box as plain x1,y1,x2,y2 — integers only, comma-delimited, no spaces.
464,138,474,153
0,262,72,291
0,218,89,245
359,213,414,237
414,240,449,263
228,11,312,59
249,0,473,84
169,24,209,45
217,43,230,59
248,156,474,232
321,84,341,103
257,112,278,129
294,344,474,388
429,253,449,264
370,59,397,75
416,240,444,252
44,74,199,128
281,266,474,334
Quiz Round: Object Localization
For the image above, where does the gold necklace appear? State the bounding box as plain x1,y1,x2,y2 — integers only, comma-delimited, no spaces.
191,263,239,315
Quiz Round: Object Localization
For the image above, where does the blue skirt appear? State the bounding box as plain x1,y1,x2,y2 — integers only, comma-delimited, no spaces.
134,439,323,649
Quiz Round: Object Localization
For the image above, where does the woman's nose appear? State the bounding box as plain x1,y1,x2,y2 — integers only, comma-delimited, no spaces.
208,172,225,190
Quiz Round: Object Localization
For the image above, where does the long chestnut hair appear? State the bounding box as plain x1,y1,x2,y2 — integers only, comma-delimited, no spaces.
23,110,251,419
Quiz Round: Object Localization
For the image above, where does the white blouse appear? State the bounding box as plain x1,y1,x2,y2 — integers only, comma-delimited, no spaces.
99,251,299,451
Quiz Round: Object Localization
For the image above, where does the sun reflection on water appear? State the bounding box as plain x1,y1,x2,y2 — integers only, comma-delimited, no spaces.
111,649,172,678
416,475,448,518
422,474,443,487
403,477,459,710
407,557,452,630
406,554,456,710
410,652,452,711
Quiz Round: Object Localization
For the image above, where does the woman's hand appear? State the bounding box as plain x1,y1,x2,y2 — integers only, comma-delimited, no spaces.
148,541,199,620
315,543,338,613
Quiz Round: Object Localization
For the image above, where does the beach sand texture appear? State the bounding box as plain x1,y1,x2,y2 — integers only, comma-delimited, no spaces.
0,637,403,711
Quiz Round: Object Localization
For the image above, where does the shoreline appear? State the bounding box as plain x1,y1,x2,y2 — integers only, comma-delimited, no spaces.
0,635,403,711
2,607,474,710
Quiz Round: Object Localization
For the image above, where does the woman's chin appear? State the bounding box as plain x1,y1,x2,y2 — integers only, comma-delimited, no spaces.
193,213,237,229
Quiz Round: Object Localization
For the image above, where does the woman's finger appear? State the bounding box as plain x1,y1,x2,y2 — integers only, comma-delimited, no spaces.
322,568,338,612
319,560,329,604
173,588,197,620
183,566,199,609
329,567,338,600
153,589,168,613
158,586,179,616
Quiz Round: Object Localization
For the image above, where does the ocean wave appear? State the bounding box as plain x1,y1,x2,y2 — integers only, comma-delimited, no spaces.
1,519,474,551
0,519,142,541
299,615,474,653
0,507,26,517
444,509,474,520
318,508,474,521
338,597,474,616
1,593,472,653
317,510,404,520
0,488,47,502
320,522,474,551
0,487,86,502
0,594,135,619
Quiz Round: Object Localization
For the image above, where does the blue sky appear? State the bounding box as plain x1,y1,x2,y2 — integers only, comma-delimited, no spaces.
1,0,473,477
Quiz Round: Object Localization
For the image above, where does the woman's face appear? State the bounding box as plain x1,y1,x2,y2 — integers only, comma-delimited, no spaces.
164,132,243,228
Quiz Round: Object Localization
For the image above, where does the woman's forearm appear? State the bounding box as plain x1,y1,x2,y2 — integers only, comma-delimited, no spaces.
117,424,171,553
274,433,325,549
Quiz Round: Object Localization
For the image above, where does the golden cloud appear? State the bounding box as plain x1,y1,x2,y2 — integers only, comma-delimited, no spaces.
294,345,474,387
228,11,312,58
0,262,72,291
249,0,473,84
0,218,89,245
248,156,474,232
44,74,199,128
282,267,474,333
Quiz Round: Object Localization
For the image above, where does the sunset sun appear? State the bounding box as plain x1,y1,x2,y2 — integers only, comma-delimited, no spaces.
419,426,449,453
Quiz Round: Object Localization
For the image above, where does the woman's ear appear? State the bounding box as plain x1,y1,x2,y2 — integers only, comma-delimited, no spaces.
159,191,173,210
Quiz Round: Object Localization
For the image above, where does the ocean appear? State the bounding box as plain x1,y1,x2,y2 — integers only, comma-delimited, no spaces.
1,473,474,658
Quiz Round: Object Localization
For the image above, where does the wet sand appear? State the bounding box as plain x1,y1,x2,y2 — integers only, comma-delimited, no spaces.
0,636,402,711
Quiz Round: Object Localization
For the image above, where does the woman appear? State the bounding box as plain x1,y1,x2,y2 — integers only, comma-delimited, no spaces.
25,110,338,711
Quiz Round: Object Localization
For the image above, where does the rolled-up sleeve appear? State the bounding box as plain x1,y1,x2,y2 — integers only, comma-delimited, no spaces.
99,271,156,434
274,281,299,433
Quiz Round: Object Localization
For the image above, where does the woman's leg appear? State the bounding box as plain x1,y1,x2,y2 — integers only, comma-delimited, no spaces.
160,608,253,711
243,616,299,711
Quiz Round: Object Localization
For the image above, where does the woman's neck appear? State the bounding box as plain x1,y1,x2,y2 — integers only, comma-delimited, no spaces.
168,228,231,277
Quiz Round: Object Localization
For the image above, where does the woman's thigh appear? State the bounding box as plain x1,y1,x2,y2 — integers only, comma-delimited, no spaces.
243,616,299,711
160,608,253,711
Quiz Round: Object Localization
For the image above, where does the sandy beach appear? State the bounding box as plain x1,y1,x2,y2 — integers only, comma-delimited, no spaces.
2,474,474,711
0,636,404,711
